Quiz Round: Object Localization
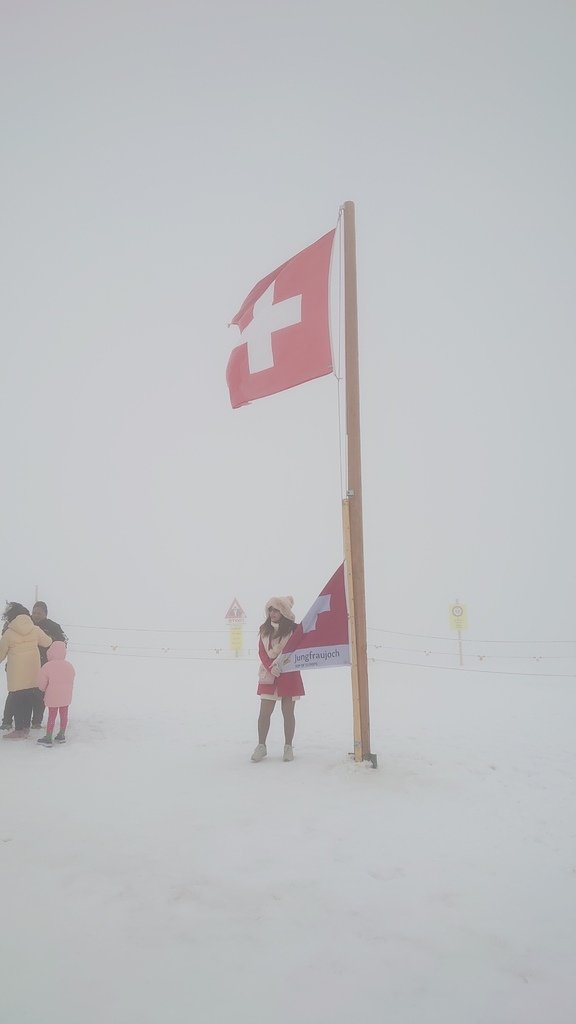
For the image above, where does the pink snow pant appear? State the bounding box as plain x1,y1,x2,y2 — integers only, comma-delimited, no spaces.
46,707,69,733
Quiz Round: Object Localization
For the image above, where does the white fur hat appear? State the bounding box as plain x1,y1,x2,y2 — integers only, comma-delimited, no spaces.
265,596,295,622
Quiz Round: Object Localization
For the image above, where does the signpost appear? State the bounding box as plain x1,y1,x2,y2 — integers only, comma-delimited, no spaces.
449,601,468,666
225,598,246,657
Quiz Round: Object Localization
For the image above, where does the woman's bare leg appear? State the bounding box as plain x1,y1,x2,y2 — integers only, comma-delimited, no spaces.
257,699,276,744
281,698,295,745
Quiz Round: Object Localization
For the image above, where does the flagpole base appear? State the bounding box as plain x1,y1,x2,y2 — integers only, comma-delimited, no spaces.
348,751,378,769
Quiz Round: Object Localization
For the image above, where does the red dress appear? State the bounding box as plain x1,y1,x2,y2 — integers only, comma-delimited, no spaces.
257,633,305,698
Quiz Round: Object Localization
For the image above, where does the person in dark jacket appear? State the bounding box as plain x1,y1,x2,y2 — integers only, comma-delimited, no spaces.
31,603,68,665
30,602,68,727
1,601,67,730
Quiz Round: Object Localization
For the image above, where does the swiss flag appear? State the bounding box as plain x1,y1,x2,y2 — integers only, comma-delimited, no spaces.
280,564,351,673
226,229,335,409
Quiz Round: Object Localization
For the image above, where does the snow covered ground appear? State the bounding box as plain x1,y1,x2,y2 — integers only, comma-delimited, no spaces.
1,654,575,1024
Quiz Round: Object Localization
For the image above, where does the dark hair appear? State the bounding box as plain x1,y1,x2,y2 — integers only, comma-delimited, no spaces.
33,601,48,614
3,602,31,624
259,614,296,643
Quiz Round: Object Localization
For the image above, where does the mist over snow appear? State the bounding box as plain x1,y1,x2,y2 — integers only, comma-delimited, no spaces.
1,2,575,1022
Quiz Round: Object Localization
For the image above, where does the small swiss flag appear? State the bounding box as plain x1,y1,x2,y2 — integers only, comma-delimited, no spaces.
226,229,335,409
279,564,351,673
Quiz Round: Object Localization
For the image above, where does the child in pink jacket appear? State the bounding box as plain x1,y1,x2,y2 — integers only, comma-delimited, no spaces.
36,641,75,747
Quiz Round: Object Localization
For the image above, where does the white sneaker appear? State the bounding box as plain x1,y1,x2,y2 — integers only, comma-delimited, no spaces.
251,743,267,762
283,744,294,762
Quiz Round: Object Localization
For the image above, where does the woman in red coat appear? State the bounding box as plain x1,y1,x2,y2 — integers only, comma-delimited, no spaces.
251,596,304,763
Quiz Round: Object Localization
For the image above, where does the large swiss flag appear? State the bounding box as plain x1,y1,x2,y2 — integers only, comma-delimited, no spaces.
226,229,335,409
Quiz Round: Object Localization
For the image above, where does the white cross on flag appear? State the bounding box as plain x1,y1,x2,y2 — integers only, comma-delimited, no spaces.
226,229,335,409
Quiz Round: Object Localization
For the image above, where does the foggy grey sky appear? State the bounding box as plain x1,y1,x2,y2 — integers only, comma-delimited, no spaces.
2,1,575,640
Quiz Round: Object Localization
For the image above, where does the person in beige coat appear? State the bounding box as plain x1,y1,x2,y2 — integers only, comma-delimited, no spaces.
0,603,52,739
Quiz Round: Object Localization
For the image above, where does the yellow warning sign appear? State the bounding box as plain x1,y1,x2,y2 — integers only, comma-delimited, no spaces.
449,604,468,630
229,626,243,652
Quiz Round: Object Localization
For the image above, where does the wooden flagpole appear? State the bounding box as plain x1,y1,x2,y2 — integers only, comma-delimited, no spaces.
342,500,362,756
342,200,376,767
